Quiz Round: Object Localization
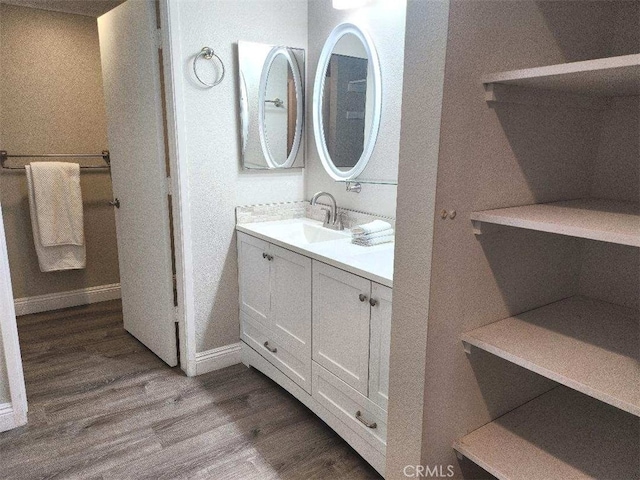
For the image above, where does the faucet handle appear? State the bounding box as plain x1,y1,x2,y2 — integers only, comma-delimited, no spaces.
320,207,332,227
334,211,345,231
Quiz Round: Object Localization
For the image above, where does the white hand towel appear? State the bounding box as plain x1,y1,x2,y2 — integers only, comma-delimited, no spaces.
30,162,84,246
352,228,394,240
26,165,86,272
352,233,394,247
351,220,392,236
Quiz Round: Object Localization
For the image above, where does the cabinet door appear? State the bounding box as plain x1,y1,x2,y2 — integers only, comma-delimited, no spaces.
237,232,270,327
369,283,392,410
312,261,371,395
270,244,312,358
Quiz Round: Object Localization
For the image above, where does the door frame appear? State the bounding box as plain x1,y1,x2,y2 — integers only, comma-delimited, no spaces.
0,0,198,434
159,0,196,376
0,204,28,431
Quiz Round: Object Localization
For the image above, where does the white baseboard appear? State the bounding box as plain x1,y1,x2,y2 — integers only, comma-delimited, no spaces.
0,403,25,433
195,342,242,375
14,283,121,316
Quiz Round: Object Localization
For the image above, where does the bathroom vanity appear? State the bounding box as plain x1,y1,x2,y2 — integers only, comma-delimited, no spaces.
236,217,393,475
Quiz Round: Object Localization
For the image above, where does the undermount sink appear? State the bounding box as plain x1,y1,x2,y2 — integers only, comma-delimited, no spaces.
278,221,350,244
297,223,350,243
247,219,350,245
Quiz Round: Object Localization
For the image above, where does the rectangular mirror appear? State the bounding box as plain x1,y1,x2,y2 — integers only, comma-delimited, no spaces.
238,41,305,170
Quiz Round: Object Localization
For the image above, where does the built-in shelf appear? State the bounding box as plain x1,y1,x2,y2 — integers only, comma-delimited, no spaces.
454,386,639,480
482,54,640,96
471,198,640,247
462,296,639,416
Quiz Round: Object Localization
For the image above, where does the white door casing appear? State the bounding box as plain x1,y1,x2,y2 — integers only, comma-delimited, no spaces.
0,203,27,432
98,0,177,366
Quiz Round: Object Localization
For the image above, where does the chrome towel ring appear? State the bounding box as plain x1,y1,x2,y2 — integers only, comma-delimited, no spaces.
193,46,225,87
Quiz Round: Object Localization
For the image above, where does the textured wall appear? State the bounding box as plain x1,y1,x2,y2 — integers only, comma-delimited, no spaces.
0,4,120,299
173,0,307,352
305,0,406,218
385,0,449,476
579,95,639,310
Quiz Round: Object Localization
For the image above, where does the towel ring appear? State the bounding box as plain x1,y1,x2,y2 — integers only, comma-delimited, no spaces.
193,47,225,87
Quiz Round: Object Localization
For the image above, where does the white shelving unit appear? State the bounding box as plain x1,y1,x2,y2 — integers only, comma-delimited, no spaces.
471,198,640,247
454,387,639,480
462,296,639,416
482,54,640,96
458,52,640,478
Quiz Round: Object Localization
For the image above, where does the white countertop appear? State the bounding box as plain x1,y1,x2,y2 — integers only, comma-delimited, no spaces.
236,218,394,288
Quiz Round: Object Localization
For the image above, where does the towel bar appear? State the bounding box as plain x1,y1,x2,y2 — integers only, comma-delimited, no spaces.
0,151,111,170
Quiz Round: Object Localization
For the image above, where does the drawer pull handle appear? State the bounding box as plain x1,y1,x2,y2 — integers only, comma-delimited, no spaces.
262,253,273,260
369,298,378,307
359,294,368,302
263,341,277,353
355,410,377,429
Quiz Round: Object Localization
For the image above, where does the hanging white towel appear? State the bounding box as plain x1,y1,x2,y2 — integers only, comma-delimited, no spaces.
30,162,84,246
26,164,86,272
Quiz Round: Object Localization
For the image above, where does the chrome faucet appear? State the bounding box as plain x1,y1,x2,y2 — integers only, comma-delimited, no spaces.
310,191,344,231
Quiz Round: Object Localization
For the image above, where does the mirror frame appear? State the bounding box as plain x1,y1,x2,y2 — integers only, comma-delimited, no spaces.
258,47,304,169
239,70,249,156
312,22,382,180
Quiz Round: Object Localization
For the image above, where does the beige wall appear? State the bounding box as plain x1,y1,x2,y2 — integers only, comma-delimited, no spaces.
0,4,120,299
579,95,639,311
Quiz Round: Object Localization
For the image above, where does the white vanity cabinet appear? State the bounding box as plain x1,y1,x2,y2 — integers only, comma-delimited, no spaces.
368,283,392,411
237,229,393,476
237,232,312,393
312,261,372,395
312,261,392,409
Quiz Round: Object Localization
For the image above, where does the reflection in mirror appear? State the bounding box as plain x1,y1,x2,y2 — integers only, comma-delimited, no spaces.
313,23,381,181
322,34,370,171
238,41,305,169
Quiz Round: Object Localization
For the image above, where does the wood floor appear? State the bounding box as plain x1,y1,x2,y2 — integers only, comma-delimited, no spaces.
0,300,382,479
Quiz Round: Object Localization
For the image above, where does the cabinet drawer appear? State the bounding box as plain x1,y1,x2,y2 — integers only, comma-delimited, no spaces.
312,362,387,454
241,312,311,393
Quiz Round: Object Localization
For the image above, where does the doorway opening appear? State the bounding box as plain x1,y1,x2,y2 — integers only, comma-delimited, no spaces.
0,0,185,425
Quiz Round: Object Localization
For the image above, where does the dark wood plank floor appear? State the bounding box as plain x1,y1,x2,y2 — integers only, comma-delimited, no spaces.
0,300,382,480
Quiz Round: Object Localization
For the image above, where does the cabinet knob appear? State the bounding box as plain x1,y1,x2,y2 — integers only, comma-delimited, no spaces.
369,298,378,307
262,252,267,259
359,294,368,302
262,253,273,261
263,341,277,353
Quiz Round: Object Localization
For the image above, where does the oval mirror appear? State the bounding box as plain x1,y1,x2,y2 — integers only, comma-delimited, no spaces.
312,23,381,180
258,47,303,169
